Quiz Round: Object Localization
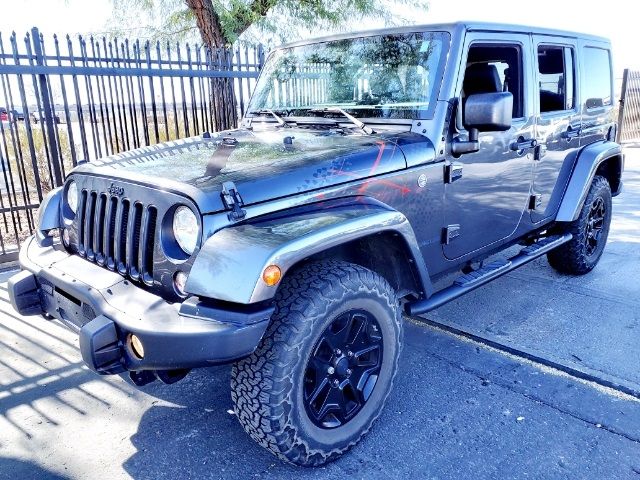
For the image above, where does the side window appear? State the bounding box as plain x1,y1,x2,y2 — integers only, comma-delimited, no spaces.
538,45,575,113
582,47,613,109
462,44,523,118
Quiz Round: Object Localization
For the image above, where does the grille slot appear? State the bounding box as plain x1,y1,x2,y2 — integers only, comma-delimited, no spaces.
77,189,157,285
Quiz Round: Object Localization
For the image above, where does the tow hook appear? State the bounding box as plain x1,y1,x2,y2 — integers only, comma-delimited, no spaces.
129,368,191,387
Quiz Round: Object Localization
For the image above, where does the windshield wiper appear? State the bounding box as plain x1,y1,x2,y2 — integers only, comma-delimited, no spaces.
248,109,291,128
309,107,374,135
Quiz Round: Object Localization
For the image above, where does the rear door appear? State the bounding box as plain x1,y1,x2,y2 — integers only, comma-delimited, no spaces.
443,33,535,260
531,36,581,223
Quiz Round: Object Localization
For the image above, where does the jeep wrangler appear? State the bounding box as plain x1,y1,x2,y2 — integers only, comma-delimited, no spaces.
8,22,623,466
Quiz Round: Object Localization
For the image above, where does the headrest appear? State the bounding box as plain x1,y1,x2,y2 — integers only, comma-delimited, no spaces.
463,63,502,95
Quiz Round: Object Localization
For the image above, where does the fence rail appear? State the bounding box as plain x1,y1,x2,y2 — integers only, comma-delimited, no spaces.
618,69,640,144
0,28,265,262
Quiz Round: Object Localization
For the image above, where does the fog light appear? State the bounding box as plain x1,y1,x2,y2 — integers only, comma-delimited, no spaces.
262,265,282,287
129,334,145,359
62,228,70,246
173,271,188,296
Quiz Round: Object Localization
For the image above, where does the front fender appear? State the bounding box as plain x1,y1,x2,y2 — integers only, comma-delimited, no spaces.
36,187,63,247
556,141,623,222
186,202,431,304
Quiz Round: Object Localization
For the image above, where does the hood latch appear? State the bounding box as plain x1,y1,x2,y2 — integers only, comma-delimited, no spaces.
221,181,246,221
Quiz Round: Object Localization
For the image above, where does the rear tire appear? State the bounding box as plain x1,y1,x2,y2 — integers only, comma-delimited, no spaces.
231,261,402,466
547,175,612,274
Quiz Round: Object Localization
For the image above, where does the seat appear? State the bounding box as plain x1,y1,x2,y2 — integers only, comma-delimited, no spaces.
463,63,502,95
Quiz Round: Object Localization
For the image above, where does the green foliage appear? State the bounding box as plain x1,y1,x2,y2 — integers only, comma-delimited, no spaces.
108,0,429,46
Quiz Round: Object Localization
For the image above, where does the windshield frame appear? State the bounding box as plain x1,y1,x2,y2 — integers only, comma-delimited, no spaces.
246,30,452,123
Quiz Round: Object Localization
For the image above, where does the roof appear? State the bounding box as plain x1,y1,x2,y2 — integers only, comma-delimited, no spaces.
279,21,610,49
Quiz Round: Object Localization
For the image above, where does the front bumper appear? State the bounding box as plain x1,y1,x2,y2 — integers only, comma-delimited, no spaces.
8,236,273,375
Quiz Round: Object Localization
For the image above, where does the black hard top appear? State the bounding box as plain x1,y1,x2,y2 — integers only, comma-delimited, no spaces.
281,21,609,48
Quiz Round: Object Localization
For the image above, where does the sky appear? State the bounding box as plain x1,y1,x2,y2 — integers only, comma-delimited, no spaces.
0,0,637,79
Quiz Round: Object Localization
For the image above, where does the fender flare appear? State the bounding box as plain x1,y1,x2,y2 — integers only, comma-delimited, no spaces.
36,187,63,247
555,141,623,222
186,202,432,304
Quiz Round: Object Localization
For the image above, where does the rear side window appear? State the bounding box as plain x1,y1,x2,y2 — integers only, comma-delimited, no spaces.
538,45,575,113
582,47,612,109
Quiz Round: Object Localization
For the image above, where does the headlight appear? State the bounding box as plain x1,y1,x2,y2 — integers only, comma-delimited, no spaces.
67,180,78,214
172,206,199,255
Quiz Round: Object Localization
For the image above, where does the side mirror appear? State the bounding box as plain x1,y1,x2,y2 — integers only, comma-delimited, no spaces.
452,92,513,156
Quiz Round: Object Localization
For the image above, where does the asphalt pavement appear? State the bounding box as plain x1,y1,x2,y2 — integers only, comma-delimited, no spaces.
1,149,639,479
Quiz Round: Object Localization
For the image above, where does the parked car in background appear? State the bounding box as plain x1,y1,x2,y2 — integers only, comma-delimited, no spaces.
0,107,9,128
10,108,27,122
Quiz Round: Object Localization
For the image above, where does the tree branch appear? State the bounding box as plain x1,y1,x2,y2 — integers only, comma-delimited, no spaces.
231,0,279,38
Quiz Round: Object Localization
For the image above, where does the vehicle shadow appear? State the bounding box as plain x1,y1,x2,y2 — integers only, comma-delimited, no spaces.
0,458,70,480
121,366,304,478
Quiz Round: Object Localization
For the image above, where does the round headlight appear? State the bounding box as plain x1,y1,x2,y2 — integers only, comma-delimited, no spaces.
172,206,199,255
67,180,78,214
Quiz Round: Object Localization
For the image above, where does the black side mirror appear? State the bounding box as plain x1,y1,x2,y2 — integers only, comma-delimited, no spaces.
452,92,513,156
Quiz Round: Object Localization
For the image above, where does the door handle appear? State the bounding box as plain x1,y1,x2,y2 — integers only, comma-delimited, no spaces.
562,125,582,140
510,136,537,152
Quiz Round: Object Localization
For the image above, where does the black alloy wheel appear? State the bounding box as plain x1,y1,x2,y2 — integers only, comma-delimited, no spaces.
303,309,383,429
585,196,606,257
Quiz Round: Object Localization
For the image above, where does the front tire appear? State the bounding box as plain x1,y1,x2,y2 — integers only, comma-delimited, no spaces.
547,175,612,274
231,261,402,466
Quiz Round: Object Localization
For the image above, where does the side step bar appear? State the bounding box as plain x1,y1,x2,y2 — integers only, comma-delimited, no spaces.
405,234,572,316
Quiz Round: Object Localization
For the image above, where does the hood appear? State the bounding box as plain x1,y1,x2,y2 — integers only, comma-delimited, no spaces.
75,128,423,213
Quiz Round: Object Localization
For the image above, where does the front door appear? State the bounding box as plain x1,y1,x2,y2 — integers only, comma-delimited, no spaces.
443,34,535,260
531,36,581,223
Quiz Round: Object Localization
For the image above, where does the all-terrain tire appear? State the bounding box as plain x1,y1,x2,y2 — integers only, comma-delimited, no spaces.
547,175,612,274
231,261,402,466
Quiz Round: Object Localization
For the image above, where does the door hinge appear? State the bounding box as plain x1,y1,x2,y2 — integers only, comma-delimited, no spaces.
444,162,463,183
221,181,246,220
442,224,461,244
528,193,543,210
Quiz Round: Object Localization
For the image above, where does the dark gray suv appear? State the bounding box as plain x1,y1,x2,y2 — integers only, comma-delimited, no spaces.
8,22,623,465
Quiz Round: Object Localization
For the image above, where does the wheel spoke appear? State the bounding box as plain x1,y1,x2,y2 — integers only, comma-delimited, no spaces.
593,227,604,241
353,343,381,363
317,386,344,422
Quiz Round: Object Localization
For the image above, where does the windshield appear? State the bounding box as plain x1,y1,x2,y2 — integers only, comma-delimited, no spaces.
247,31,449,120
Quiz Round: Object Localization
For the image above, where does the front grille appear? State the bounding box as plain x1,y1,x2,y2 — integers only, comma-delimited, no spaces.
77,189,157,285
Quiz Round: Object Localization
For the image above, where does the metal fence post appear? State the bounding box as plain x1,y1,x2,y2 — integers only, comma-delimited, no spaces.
31,27,64,187
617,69,629,143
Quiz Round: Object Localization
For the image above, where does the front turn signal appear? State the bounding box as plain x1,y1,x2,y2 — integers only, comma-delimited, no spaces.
262,265,282,287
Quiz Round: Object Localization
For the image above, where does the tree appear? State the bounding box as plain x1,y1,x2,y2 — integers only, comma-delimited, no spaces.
110,0,429,131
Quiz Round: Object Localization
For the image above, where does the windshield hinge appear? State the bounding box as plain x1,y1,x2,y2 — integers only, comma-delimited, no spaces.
221,181,246,221
444,162,463,183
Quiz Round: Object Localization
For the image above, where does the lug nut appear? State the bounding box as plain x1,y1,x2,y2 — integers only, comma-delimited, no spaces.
346,369,352,376
327,366,335,375
335,349,342,356
347,351,353,357
332,379,340,387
